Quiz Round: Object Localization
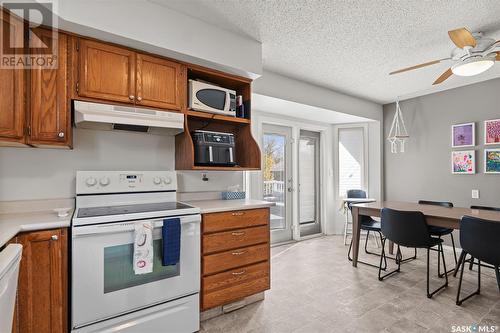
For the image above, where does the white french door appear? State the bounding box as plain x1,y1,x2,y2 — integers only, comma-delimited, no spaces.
261,124,293,244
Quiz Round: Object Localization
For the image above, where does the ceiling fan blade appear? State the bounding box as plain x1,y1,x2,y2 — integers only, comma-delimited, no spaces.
433,68,453,85
448,28,477,48
389,58,449,75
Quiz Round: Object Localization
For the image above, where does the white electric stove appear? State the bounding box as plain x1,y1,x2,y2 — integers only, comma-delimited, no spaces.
71,171,201,333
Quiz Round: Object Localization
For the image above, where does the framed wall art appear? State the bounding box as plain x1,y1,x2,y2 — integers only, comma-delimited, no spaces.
484,119,500,145
451,150,475,174
452,122,475,148
485,149,500,174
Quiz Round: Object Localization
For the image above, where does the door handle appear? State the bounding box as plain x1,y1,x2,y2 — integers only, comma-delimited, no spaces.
231,270,246,276
231,231,245,236
231,250,247,256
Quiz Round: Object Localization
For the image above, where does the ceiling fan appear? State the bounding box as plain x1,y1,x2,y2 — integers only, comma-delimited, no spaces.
390,28,500,85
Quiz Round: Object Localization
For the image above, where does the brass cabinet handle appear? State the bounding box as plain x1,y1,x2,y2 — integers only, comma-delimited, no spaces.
231,250,246,256
51,235,58,241
232,270,246,276
136,96,142,102
58,132,65,138
231,212,244,216
231,232,245,236
129,95,135,100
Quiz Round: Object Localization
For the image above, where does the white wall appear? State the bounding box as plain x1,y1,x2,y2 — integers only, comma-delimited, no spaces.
0,128,244,201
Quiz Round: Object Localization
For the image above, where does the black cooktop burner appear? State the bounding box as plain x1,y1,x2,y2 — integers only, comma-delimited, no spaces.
77,202,194,218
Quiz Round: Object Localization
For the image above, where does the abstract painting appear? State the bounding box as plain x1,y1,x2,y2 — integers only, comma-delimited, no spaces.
452,150,475,174
485,119,500,145
485,149,500,174
452,122,475,147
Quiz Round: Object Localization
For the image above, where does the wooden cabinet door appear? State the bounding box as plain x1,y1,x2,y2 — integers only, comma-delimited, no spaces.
78,39,135,103
136,54,182,110
17,229,67,333
29,30,70,147
0,10,25,143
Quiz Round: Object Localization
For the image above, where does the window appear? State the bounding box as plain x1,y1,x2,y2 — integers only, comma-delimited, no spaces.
338,127,366,197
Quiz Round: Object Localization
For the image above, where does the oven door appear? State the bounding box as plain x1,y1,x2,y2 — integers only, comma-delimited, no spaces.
71,214,200,329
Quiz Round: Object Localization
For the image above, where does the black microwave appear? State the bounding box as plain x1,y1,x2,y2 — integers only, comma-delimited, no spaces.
192,130,236,166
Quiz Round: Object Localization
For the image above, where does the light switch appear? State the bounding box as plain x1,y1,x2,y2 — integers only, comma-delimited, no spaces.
472,189,479,199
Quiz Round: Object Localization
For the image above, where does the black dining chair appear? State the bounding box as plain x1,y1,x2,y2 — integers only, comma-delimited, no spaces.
456,215,500,305
453,205,500,276
347,189,387,270
378,208,448,298
418,200,457,277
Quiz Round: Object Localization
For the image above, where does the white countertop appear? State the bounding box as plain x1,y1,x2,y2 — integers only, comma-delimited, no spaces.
0,198,74,248
185,199,275,214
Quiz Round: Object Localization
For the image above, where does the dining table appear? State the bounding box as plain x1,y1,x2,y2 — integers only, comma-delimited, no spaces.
350,201,500,267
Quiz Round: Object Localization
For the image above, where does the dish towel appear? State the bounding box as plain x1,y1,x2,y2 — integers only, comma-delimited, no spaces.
162,218,181,266
133,221,154,275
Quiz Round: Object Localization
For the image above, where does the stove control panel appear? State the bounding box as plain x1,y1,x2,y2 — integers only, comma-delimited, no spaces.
76,171,177,194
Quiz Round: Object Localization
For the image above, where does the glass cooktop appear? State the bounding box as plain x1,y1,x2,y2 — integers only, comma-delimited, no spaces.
77,202,194,218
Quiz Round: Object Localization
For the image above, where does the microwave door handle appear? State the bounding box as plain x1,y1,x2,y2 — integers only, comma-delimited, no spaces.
228,147,234,163
208,146,213,163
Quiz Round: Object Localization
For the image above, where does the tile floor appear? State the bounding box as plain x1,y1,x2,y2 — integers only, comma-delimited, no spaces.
200,235,500,333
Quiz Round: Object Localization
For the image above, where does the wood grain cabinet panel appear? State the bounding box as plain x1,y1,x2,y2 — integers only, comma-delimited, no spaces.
203,225,269,255
136,54,182,110
203,208,269,233
78,39,135,103
202,262,270,310
0,10,25,143
29,30,70,147
203,243,269,275
15,228,68,333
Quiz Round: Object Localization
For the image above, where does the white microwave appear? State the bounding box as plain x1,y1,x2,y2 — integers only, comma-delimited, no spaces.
188,80,236,116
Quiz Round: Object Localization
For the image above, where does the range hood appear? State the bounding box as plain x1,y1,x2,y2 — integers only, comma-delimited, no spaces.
74,101,184,135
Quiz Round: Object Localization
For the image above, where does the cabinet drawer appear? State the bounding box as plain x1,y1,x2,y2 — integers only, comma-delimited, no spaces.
202,261,270,310
203,243,269,276
203,208,269,233
203,226,269,254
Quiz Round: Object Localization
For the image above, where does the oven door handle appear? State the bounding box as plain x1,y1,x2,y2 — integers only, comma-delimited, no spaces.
72,214,201,237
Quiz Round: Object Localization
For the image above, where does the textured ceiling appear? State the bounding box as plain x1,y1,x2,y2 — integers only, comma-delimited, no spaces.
153,0,500,104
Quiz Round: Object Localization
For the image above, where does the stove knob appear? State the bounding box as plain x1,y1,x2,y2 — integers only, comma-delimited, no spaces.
85,177,97,187
99,177,110,186
153,176,162,185
163,177,172,185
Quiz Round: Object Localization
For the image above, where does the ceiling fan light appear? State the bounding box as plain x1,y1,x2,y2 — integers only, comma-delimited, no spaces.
451,58,495,76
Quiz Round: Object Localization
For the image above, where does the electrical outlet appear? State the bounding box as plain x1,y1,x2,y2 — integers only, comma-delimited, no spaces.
472,189,479,199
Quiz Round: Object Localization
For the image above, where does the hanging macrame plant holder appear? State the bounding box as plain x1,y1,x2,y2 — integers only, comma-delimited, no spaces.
387,99,409,153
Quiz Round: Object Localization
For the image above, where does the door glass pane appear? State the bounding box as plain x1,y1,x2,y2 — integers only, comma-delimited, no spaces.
103,239,179,294
338,128,364,197
263,133,286,230
299,136,316,224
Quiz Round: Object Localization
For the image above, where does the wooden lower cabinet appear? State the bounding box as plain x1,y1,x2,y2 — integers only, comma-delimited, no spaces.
12,228,68,333
201,208,270,311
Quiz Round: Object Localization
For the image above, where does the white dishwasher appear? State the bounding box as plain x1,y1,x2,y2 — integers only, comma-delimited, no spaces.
0,244,23,333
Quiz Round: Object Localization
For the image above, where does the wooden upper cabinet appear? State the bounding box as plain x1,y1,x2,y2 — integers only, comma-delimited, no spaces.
0,10,25,143
136,54,182,110
16,228,67,333
29,29,70,147
78,39,136,103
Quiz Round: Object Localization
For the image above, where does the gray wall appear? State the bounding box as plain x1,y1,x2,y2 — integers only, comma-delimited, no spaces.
383,78,500,208
0,128,243,201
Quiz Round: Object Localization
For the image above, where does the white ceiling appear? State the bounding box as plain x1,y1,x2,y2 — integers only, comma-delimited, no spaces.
154,0,500,104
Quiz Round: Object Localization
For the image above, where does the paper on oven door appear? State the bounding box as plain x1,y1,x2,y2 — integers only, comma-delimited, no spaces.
133,221,154,274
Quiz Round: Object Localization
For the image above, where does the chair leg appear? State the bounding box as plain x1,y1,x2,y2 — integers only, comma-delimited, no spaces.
343,213,349,246
379,239,401,281
453,250,466,278
436,234,458,278
456,252,481,305
348,234,386,270
469,256,475,270
495,266,500,292
364,230,370,254
427,243,448,298
450,232,458,265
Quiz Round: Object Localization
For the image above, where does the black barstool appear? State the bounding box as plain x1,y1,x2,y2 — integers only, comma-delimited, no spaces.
456,215,500,305
379,208,448,298
418,200,458,277
346,190,387,270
